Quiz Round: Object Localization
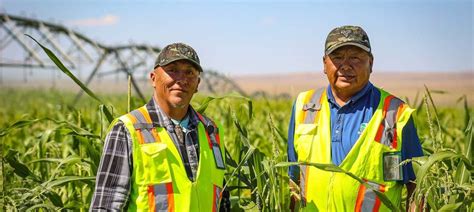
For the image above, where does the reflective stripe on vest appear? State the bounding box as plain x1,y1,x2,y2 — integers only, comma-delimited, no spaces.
374,95,405,149
354,180,387,212
213,185,222,212
129,107,160,144
148,182,174,211
299,165,309,207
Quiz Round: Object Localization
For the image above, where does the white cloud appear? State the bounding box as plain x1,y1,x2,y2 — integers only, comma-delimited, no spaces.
68,14,119,27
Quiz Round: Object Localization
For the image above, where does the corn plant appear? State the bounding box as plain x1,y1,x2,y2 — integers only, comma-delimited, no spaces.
408,87,473,211
0,36,472,211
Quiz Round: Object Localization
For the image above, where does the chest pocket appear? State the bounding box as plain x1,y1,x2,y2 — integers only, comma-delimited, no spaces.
136,142,172,185
294,88,325,162
294,124,318,162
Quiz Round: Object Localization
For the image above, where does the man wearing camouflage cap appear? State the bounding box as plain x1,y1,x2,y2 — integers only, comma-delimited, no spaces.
91,43,229,211
287,26,423,211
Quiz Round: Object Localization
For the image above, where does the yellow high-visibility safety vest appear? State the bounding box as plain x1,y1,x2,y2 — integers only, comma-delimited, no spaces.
293,87,414,211
113,106,225,211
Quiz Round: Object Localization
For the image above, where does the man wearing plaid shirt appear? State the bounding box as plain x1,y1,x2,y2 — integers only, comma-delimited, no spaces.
90,43,229,211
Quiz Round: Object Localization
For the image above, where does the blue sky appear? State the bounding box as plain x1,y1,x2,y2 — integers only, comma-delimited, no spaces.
1,0,473,75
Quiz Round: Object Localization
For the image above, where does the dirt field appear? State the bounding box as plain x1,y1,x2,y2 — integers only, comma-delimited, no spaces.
2,71,473,106
233,72,474,106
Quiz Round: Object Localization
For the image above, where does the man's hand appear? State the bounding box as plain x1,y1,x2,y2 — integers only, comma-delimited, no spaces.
289,179,300,212
406,182,427,212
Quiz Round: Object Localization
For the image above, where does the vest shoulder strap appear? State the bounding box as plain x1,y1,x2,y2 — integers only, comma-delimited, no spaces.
196,112,219,138
125,106,160,144
196,112,225,170
300,87,325,124
375,94,406,149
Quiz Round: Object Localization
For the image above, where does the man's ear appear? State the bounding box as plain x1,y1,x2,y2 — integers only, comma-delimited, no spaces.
150,69,157,88
195,77,201,93
323,56,328,74
369,55,374,73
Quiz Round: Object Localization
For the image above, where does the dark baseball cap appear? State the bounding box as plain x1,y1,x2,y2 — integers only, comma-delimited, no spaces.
325,25,371,55
154,42,203,72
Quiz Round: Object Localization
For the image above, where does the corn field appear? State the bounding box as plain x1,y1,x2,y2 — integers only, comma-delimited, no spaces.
0,39,472,211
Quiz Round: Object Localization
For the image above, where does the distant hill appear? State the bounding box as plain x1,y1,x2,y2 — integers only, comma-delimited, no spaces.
232,71,474,106
2,71,473,106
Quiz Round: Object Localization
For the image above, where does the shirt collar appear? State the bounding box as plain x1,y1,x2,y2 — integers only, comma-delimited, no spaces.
327,82,373,107
146,97,200,130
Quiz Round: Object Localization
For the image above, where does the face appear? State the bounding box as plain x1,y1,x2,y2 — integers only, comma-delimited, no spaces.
150,60,201,109
323,45,373,95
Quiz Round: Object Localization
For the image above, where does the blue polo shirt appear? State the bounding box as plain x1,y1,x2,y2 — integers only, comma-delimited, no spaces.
287,82,423,184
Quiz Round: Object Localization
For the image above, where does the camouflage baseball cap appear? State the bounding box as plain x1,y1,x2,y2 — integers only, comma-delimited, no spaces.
154,42,203,72
325,25,371,55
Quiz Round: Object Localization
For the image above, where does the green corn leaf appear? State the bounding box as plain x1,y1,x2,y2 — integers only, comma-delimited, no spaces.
42,176,96,190
415,99,424,116
268,115,287,144
76,136,101,175
225,149,239,168
44,118,99,138
226,185,251,191
416,150,473,184
248,150,265,206
455,119,472,185
247,99,253,120
439,202,463,211
59,128,97,139
25,203,58,211
275,161,345,173
0,118,41,137
424,85,443,137
100,104,115,124
426,191,438,211
5,149,41,182
223,146,256,193
58,155,84,167
28,158,63,164
26,34,103,103
51,155,84,177
196,96,219,114
232,112,250,147
195,94,251,115
63,201,88,210
457,95,471,130
230,173,252,188
1,117,100,139
275,161,399,211
44,191,64,207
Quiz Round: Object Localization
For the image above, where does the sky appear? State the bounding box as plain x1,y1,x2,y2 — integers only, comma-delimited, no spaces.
1,0,473,76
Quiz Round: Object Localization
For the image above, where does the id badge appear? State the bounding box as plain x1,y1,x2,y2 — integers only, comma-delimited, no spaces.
383,152,403,181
